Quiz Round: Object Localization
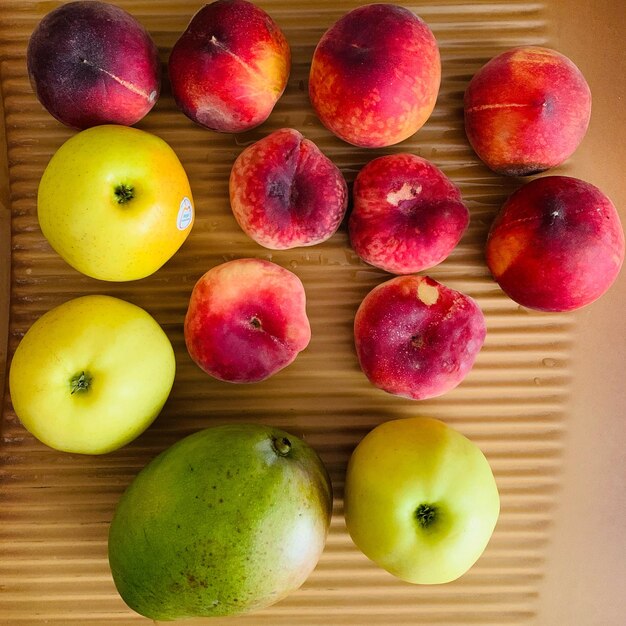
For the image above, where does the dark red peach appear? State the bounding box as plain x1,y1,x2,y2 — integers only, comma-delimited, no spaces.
27,1,160,129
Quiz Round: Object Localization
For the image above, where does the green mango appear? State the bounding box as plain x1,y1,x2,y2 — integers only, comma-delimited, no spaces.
108,424,332,619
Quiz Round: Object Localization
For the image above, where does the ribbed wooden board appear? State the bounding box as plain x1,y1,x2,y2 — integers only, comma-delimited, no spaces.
0,1,578,623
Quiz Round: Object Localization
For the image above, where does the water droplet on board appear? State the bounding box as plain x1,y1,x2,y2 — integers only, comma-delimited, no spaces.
542,358,558,367
534,377,542,385
289,260,298,269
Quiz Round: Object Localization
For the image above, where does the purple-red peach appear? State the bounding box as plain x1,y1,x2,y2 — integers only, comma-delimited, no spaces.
354,275,486,400
230,128,348,249
486,176,624,312
185,259,311,383
349,154,469,274
309,4,440,148
169,0,290,133
27,1,160,129
464,47,591,176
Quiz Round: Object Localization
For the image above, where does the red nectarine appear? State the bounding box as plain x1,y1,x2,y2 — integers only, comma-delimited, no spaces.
309,4,440,148
169,0,290,133
486,176,624,311
27,1,160,129
464,47,591,176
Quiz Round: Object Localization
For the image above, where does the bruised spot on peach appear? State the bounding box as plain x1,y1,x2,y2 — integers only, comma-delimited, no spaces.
309,4,440,148
417,281,439,305
387,183,422,206
486,176,625,312
464,46,591,176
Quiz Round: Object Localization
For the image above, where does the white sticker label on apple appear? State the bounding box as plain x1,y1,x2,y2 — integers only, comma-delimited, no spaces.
177,197,193,231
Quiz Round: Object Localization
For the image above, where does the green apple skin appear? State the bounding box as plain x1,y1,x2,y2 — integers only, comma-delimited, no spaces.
8,295,175,454
37,124,194,281
108,424,333,619
344,417,500,584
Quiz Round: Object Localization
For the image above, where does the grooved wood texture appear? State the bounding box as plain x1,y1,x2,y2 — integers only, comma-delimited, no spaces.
0,1,574,624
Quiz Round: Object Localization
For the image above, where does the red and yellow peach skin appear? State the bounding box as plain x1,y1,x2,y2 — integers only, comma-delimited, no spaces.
230,128,348,250
184,259,311,383
354,275,486,400
464,47,591,176
169,0,290,133
349,154,469,274
486,176,624,311
309,4,440,148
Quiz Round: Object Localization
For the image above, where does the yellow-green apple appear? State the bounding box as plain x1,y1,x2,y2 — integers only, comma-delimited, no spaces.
354,275,485,400
486,176,624,311
169,0,290,133
309,4,440,147
109,424,332,618
345,417,500,584
464,47,591,176
8,295,175,455
38,125,194,281
349,154,469,273
27,1,160,129
229,128,348,249
184,259,310,383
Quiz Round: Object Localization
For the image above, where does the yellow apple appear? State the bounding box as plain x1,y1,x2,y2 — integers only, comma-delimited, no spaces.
38,125,194,281
9,295,175,454
344,417,500,584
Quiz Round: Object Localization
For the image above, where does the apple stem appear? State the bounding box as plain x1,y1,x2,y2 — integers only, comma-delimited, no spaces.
114,183,134,204
272,436,291,457
415,503,438,529
70,371,92,395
